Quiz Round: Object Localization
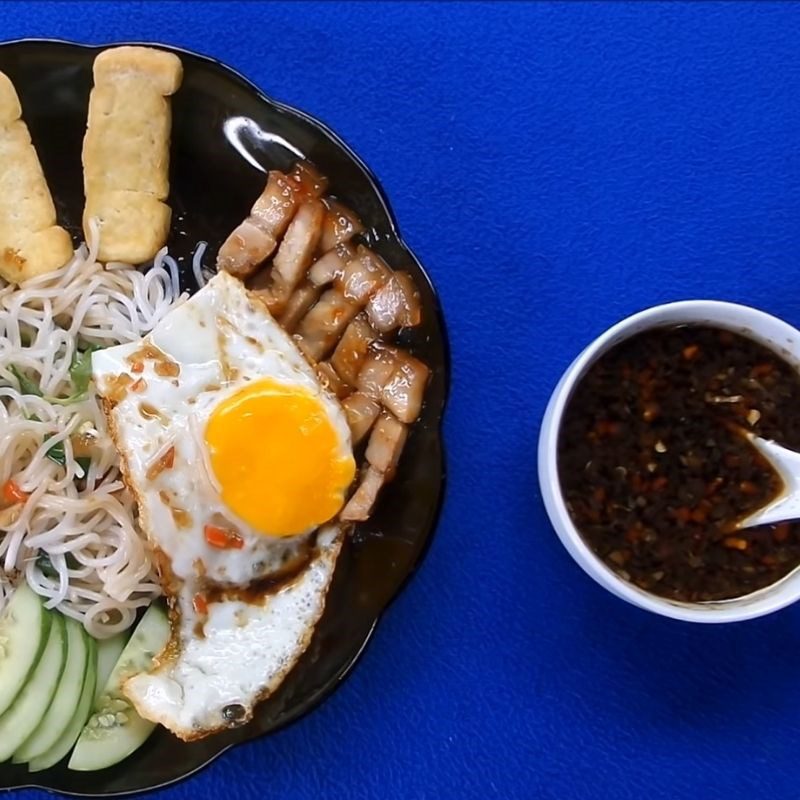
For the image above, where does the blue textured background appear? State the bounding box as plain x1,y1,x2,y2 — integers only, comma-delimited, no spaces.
6,2,800,798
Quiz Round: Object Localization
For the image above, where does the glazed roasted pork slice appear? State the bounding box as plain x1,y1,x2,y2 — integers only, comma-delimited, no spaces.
336,246,392,304
218,162,328,280
380,351,430,423
260,199,325,315
341,392,381,444
288,161,328,199
243,188,359,317
308,242,355,287
217,170,295,278
341,411,408,521
315,361,349,399
366,271,422,332
274,201,325,288
296,247,395,361
356,345,400,400
341,345,430,509
365,411,408,477
217,157,431,530
279,281,321,333
319,199,364,252
340,466,385,523
295,289,361,361
330,315,379,387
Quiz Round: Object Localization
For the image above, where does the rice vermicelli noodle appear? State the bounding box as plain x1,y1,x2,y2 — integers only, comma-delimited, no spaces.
0,224,185,637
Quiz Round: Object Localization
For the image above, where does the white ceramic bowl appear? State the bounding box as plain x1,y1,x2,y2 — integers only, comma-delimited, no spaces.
538,300,800,623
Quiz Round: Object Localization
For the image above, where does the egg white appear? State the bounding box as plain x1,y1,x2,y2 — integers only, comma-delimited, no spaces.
125,523,343,738
92,270,353,739
92,269,353,586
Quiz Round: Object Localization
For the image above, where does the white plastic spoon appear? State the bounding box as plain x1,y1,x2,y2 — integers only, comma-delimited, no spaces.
737,434,800,529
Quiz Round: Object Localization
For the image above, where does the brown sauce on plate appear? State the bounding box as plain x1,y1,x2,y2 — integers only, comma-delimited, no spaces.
204,531,319,606
558,324,800,602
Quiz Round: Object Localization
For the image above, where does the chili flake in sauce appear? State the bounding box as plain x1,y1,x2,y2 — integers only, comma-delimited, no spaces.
557,324,800,602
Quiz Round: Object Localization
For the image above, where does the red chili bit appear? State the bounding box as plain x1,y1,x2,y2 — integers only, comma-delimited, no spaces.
130,378,147,393
690,507,708,524
145,446,175,481
718,330,735,346
642,403,660,422
594,420,620,438
192,593,209,615
672,507,691,525
652,476,669,492
723,537,749,551
773,523,791,543
625,526,643,544
751,363,774,379
592,486,606,504
2,479,28,505
682,344,700,361
204,524,245,550
585,507,601,524
705,477,724,497
131,361,144,374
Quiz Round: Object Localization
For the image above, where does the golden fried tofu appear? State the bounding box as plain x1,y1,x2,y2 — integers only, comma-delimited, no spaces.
82,47,183,263
0,72,73,283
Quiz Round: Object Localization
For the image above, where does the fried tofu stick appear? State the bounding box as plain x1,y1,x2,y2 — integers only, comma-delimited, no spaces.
0,72,72,283
82,46,183,263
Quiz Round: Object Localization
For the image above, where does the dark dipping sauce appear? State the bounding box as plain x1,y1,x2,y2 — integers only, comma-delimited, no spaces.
558,324,800,603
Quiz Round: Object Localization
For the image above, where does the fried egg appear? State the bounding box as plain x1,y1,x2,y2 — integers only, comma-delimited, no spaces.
92,270,355,739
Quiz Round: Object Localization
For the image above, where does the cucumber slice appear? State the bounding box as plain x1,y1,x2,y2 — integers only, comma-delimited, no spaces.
13,617,89,764
94,632,128,705
28,636,97,773
0,585,51,717
68,604,169,772
0,612,65,761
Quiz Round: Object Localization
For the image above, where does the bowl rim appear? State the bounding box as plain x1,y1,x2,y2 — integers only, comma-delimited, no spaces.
0,35,450,796
538,298,800,624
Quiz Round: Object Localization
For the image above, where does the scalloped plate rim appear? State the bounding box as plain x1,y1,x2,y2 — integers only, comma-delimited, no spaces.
0,36,449,797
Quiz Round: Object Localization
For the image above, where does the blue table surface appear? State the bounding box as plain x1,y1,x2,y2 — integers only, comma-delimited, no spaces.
6,1,800,798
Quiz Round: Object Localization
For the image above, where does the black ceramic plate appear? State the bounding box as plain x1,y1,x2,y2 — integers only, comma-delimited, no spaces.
0,39,447,796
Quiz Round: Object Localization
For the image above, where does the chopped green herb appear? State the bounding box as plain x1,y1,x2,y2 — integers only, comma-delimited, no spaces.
9,365,42,397
36,550,80,578
36,551,58,579
70,344,102,393
44,437,66,466
8,344,105,405
42,435,90,473
45,394,84,406
46,344,105,406
75,339,103,353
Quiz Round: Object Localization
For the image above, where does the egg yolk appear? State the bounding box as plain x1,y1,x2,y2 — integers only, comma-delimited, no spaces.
205,378,355,537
